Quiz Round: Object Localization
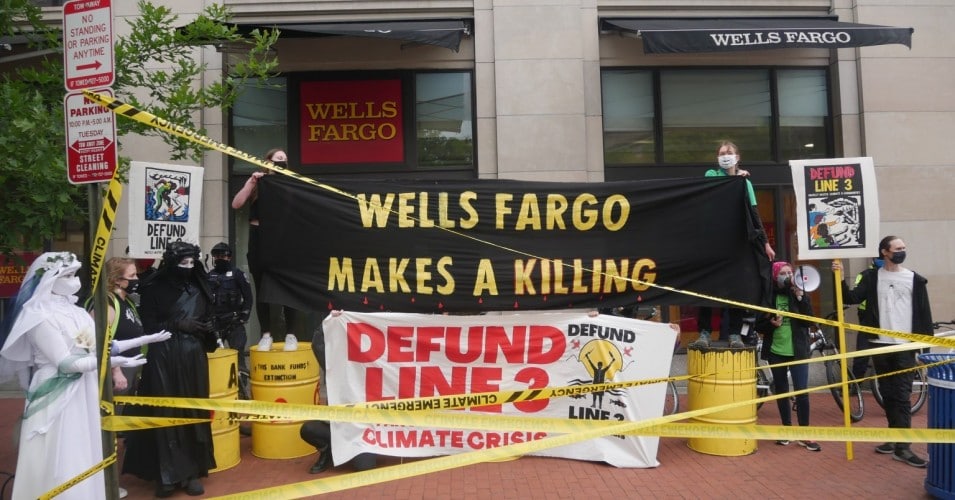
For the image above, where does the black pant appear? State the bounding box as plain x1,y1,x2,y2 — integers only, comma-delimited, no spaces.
224,324,248,374
247,225,304,339
698,307,743,339
300,421,377,471
871,348,916,450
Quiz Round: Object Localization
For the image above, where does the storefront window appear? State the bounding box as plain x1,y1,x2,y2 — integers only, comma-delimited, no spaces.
601,70,654,164
661,69,771,163
601,67,830,166
778,69,830,161
415,72,474,168
231,77,288,174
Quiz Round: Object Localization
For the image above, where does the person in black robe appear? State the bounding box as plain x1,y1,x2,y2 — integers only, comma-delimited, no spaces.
122,241,218,497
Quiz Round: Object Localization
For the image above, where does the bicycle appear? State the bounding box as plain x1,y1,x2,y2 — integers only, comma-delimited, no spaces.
870,320,955,414
811,325,864,422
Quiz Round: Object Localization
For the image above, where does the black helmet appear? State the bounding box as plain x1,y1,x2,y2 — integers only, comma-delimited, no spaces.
211,242,232,257
162,240,200,267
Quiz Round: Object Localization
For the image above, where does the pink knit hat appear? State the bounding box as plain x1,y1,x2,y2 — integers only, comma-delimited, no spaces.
772,261,792,282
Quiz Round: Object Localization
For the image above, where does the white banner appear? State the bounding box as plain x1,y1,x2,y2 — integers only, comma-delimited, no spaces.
790,157,880,261
324,311,676,468
127,161,204,258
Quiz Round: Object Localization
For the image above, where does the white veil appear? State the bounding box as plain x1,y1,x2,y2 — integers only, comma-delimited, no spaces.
0,252,82,389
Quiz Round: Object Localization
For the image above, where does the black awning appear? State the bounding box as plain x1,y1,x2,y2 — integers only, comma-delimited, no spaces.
235,20,471,52
601,18,913,54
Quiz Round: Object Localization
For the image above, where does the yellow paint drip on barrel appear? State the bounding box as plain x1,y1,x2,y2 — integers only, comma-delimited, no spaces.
686,346,757,456
208,348,240,472
250,342,320,459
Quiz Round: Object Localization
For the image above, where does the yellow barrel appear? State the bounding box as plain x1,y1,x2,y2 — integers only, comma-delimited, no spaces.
207,348,240,472
686,346,757,456
250,341,320,459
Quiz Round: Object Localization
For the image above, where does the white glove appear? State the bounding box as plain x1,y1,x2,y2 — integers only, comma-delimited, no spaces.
111,354,147,368
58,354,98,373
111,330,172,353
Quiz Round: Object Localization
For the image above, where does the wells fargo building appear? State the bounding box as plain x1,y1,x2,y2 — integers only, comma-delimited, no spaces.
92,0,953,323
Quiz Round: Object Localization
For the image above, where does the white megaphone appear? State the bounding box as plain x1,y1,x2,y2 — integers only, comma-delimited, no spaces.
793,264,821,292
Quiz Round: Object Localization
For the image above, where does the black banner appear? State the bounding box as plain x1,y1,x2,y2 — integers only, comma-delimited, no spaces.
258,176,770,313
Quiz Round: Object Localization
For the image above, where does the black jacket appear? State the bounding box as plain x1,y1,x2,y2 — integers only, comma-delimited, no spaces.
841,267,933,336
755,287,814,360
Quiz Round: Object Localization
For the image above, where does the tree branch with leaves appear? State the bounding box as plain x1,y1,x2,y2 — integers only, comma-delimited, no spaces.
0,0,280,256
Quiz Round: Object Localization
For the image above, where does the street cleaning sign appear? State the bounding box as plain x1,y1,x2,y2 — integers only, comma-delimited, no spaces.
64,89,117,184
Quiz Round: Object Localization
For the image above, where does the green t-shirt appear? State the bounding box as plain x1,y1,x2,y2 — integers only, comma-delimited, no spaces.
770,294,794,357
705,168,757,206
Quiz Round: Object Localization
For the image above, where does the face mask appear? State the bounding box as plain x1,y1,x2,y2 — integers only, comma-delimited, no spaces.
52,276,82,296
776,272,793,288
776,273,792,289
889,251,906,264
213,259,230,271
717,154,738,169
124,278,140,294
272,160,287,168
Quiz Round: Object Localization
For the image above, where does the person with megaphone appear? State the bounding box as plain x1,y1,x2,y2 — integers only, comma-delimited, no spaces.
755,261,821,452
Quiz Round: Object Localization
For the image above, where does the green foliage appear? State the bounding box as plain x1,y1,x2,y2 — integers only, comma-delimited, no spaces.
0,0,280,255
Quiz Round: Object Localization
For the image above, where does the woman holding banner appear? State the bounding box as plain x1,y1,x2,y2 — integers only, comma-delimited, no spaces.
689,141,775,349
231,147,302,352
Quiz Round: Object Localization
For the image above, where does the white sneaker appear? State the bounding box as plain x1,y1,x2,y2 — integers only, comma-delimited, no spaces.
257,333,273,352
119,487,128,499
283,334,298,351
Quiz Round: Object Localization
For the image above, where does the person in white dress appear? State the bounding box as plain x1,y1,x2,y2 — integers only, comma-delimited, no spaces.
0,252,163,499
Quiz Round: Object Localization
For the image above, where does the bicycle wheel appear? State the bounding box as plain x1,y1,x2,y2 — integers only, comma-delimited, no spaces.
872,365,928,415
911,368,928,413
823,355,864,423
664,381,679,415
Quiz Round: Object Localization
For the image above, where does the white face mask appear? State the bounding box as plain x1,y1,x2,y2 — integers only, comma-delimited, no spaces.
717,154,738,169
52,276,82,296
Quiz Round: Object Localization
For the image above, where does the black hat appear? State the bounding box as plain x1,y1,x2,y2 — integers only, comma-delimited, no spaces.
211,242,232,256
162,240,200,267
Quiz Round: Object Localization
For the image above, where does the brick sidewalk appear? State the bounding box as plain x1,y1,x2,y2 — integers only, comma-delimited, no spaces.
0,391,940,499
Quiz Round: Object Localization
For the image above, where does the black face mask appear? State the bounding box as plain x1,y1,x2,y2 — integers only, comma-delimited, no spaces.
889,251,906,264
272,160,287,168
124,278,140,294
173,266,193,279
213,259,230,272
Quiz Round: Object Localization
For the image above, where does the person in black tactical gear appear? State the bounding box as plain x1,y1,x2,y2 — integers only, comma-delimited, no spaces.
122,241,217,497
207,242,253,382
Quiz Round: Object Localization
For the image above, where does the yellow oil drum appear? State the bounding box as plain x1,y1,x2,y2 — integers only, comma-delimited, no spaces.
250,341,320,459
207,348,240,472
686,346,757,456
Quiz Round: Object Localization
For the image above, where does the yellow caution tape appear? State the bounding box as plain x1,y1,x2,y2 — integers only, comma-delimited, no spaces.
88,175,123,291
102,352,954,499
40,451,117,500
